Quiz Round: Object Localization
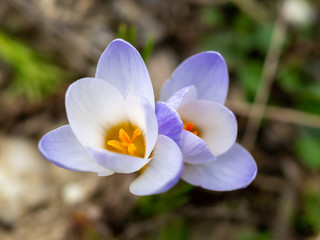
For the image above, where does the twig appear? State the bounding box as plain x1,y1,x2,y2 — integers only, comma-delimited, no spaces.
241,2,287,150
227,100,320,129
273,158,300,240
232,0,271,23
0,1,8,23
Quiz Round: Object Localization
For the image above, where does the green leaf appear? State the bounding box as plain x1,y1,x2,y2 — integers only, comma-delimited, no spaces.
0,31,68,101
295,130,320,170
117,23,154,64
238,60,263,101
117,23,137,45
201,7,223,25
141,36,155,64
236,230,273,240
117,23,128,40
295,191,320,234
278,67,303,93
159,217,189,240
137,183,194,218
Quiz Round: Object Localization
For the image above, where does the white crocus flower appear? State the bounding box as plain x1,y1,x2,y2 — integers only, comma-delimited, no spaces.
159,51,257,191
39,39,183,196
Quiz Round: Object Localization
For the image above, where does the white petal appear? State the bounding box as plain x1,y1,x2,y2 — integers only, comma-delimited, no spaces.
160,51,229,104
182,143,257,191
181,130,216,164
166,85,197,110
87,146,150,174
125,95,158,158
39,125,113,176
65,77,127,148
129,135,183,196
95,39,154,108
178,100,237,156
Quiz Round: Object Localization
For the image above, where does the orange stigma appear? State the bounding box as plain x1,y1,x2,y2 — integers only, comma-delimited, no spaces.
183,122,198,135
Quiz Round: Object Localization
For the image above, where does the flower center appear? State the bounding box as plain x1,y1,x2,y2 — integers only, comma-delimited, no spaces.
183,122,200,136
104,122,145,157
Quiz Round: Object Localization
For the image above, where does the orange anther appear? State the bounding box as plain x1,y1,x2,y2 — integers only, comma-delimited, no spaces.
108,127,142,156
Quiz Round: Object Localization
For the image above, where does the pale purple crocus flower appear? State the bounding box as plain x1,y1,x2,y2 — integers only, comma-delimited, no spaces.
39,39,183,196
158,52,257,191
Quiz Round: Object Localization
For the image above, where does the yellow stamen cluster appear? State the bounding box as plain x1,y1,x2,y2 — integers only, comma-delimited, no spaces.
107,127,142,156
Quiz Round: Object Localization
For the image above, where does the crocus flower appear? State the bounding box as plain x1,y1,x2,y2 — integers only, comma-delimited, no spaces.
158,51,257,191
39,39,183,196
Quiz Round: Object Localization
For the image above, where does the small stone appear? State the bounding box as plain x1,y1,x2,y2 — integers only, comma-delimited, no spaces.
0,136,50,224
62,182,86,205
282,0,316,26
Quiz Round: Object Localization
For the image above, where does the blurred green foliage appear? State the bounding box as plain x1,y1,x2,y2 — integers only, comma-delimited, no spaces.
83,226,105,240
200,7,272,101
158,217,190,240
199,5,320,172
118,23,138,46
295,128,320,170
236,230,273,240
295,191,320,235
0,31,68,101
199,4,320,239
117,23,155,63
137,183,193,218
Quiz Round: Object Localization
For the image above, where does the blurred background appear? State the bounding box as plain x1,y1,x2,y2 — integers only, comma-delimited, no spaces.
0,0,320,239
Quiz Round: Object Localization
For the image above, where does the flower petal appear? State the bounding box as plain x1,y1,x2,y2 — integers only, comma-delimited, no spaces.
155,101,183,147
39,125,114,176
129,135,183,196
95,39,154,108
87,146,151,174
160,51,229,104
125,95,158,158
182,143,257,191
178,100,237,156
181,130,216,164
65,77,127,148
166,85,197,110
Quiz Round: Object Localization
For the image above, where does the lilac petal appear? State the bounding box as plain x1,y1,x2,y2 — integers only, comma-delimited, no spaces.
129,135,183,196
160,51,229,104
95,39,154,108
166,85,197,110
87,147,151,174
181,130,216,164
178,100,237,156
66,77,127,148
155,101,183,147
39,125,114,176
182,143,257,191
126,95,158,158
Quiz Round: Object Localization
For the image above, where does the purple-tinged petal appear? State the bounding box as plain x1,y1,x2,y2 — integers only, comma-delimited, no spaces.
66,77,127,148
178,100,237,156
126,95,158,158
87,147,150,174
155,102,183,147
129,135,183,196
39,125,114,176
166,85,197,110
182,143,257,191
160,51,229,104
95,39,154,108
181,130,216,164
